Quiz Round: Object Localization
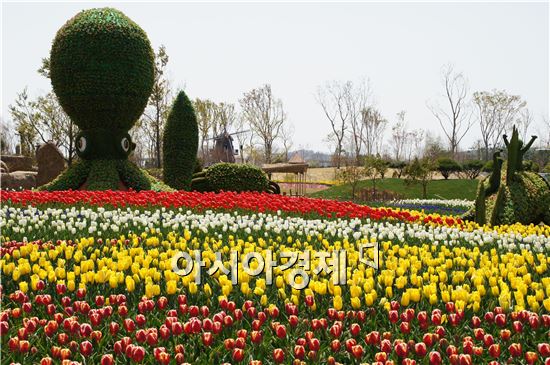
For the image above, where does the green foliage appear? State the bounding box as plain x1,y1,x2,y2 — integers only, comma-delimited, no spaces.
310,178,478,201
75,129,135,160
543,163,550,173
163,91,199,190
39,159,91,191
192,163,270,193
470,128,549,225
522,160,540,172
49,7,154,131
404,158,435,199
389,160,407,178
482,160,493,173
336,165,365,200
436,157,462,180
364,155,388,190
462,160,484,179
116,160,151,191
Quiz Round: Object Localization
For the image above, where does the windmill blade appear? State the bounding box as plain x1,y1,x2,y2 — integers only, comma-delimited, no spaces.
228,130,250,136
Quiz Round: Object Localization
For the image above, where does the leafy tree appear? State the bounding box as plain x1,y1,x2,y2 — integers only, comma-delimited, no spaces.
461,160,484,179
404,158,435,198
9,89,77,163
389,160,407,178
436,157,462,179
364,155,388,192
337,162,365,201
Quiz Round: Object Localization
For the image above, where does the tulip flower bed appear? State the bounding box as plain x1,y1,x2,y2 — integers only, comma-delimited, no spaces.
1,191,550,365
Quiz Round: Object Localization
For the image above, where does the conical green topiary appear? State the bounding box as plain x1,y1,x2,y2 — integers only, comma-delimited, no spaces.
467,126,550,225
163,91,199,190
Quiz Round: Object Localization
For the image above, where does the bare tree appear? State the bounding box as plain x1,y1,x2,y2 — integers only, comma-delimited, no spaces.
194,99,218,162
361,107,388,157
240,84,285,164
233,114,251,163
473,90,526,160
428,65,473,156
139,45,172,168
345,79,371,165
538,115,550,149
515,108,533,142
391,111,408,161
316,81,352,168
0,118,14,155
215,102,237,133
280,123,294,162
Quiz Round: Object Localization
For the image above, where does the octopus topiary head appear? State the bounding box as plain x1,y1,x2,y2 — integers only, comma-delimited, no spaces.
50,7,154,159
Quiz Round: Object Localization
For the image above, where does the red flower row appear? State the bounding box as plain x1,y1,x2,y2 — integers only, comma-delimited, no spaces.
0,190,462,226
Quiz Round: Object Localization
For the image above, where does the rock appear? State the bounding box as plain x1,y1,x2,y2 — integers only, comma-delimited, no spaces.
36,142,67,187
1,171,37,190
0,161,8,173
0,155,33,172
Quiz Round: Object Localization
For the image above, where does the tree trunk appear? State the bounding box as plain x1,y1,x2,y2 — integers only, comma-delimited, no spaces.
422,183,427,198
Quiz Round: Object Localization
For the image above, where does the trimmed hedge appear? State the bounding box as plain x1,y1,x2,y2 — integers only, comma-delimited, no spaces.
436,157,461,180
163,91,198,190
462,160,483,179
50,8,154,131
191,163,270,193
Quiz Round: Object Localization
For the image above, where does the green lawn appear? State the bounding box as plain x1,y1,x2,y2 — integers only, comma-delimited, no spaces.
308,178,478,201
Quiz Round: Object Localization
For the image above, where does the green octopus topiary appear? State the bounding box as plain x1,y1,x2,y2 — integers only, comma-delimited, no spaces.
41,8,171,191
467,126,550,225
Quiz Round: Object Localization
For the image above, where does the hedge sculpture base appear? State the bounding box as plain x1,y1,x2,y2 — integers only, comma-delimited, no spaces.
40,159,173,192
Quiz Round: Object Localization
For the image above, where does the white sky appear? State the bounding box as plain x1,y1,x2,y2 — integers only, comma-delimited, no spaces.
2,1,549,153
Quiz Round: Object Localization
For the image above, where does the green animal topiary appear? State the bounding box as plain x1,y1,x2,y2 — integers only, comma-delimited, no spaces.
163,91,199,190
190,163,280,194
41,8,171,191
466,126,550,225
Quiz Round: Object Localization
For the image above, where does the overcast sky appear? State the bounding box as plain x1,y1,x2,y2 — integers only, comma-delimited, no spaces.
2,1,548,153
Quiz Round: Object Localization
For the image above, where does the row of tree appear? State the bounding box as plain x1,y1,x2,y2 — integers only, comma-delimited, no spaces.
317,65,550,168
3,46,293,168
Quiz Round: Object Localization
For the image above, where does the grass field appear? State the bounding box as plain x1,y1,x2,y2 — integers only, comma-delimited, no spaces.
308,177,478,201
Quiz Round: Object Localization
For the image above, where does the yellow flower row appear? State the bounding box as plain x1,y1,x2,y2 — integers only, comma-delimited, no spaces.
2,230,549,313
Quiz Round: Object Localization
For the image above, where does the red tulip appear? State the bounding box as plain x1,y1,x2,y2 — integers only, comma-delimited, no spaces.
40,357,53,365
132,346,146,363
389,310,399,323
294,345,305,360
275,324,287,338
400,322,411,334
488,343,501,358
351,344,363,359
331,339,341,352
429,351,442,365
538,343,550,357
79,340,93,357
224,338,235,350
273,348,284,363
350,323,361,337
525,352,538,365
509,343,522,358
395,342,408,357
415,342,427,357
512,320,523,333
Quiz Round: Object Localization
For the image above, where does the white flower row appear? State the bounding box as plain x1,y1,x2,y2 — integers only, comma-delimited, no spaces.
389,199,474,209
1,204,548,253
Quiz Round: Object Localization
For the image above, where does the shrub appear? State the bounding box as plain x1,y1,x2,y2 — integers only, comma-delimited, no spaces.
49,8,154,131
404,158,435,198
436,157,462,179
482,160,493,172
163,91,199,190
192,163,270,193
522,160,540,172
543,163,550,173
389,161,407,178
462,160,484,179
